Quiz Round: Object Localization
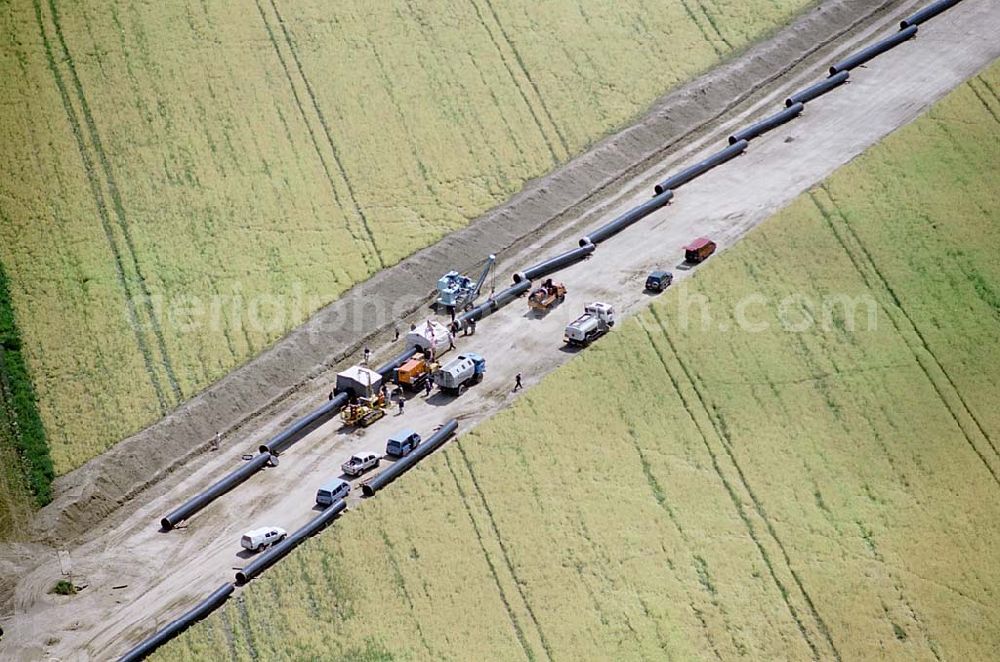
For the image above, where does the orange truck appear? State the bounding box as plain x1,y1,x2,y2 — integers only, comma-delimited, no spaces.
394,354,436,391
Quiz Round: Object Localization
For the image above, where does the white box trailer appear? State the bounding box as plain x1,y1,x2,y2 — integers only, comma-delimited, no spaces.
335,365,382,399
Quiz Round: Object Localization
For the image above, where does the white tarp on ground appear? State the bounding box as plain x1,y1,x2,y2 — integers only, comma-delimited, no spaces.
406,319,451,354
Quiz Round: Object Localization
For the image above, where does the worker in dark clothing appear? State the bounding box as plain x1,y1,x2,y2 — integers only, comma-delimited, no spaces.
398,397,405,415
424,379,433,397
393,326,400,342
514,373,523,391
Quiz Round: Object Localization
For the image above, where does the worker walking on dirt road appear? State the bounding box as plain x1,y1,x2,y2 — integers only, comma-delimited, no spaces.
424,379,433,398
212,431,221,451
398,397,405,415
363,346,371,365
514,373,523,392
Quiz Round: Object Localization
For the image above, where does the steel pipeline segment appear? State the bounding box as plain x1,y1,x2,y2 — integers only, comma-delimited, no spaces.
513,242,596,284
257,392,348,455
361,419,459,496
829,25,918,76
451,280,531,333
653,139,748,195
235,499,348,585
784,71,850,107
118,582,234,662
376,346,419,380
729,103,805,145
578,189,674,247
901,0,962,29
160,452,274,530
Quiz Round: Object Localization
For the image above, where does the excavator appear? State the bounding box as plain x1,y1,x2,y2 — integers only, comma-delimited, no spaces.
436,254,496,312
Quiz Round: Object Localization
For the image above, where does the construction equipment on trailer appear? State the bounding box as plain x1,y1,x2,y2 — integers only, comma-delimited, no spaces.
336,365,387,427
436,254,496,311
528,278,567,313
684,237,716,264
394,354,437,391
433,353,486,396
564,302,616,347
406,319,452,360
645,270,673,292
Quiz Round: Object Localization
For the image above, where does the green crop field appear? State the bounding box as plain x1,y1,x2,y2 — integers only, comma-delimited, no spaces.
158,62,1000,660
0,0,812,506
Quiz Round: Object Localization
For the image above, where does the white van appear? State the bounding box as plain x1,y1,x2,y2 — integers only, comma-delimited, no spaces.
241,526,287,553
316,478,351,506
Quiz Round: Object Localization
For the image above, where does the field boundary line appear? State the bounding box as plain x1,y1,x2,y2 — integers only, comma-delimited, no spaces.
441,453,539,662
31,0,170,413
44,0,183,404
642,311,843,661
267,0,385,270
810,187,1000,480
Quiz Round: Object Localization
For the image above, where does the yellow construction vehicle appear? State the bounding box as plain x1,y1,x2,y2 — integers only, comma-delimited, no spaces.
341,391,387,427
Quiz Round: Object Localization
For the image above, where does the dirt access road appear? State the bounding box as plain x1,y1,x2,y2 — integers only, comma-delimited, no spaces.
4,0,1000,659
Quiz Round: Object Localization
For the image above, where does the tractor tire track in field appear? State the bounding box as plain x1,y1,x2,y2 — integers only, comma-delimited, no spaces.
44,0,183,404
694,0,734,51
441,453,539,662
32,0,171,413
450,443,556,661
624,426,729,657
468,0,569,164
810,188,1000,484
266,0,385,272
967,79,1000,125
252,0,379,274
377,525,435,658
639,313,839,661
678,1,724,57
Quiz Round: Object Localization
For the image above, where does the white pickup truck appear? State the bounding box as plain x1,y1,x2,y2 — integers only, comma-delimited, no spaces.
341,452,380,477
564,302,616,347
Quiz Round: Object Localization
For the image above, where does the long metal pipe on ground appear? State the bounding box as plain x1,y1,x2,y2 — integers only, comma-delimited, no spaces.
257,392,348,455
653,139,749,195
578,190,674,246
784,70,850,107
729,103,805,145
451,280,531,333
514,242,596,283
829,25,918,75
901,0,962,29
362,419,458,497
118,582,234,662
235,499,347,586
160,452,273,530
